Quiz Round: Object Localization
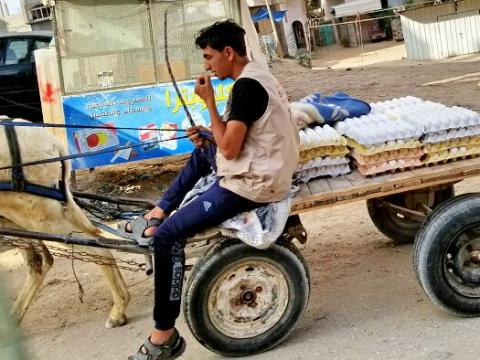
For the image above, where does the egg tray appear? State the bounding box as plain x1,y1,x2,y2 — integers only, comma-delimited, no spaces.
299,136,348,151
295,163,351,183
299,146,350,162
422,125,480,144
347,138,422,155
423,136,480,153
298,156,349,171
421,119,480,136
423,146,480,165
352,148,424,166
357,158,423,177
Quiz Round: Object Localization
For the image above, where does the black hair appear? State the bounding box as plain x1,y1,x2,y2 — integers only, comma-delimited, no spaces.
195,19,247,56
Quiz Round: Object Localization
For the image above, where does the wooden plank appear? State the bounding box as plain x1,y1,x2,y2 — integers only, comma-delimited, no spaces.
326,176,353,192
295,183,312,199
291,157,480,214
307,178,332,195
345,170,374,186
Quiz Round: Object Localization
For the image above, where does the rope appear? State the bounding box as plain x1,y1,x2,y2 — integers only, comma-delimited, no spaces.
0,135,189,171
164,7,196,128
0,120,187,132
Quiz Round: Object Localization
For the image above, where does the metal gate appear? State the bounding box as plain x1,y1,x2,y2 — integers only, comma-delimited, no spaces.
399,0,480,60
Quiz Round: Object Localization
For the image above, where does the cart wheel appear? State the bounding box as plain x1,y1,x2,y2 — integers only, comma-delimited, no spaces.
414,193,480,316
367,185,454,245
184,238,310,357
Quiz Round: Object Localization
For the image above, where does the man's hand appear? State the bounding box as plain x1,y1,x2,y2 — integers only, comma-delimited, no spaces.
187,125,213,148
195,75,215,105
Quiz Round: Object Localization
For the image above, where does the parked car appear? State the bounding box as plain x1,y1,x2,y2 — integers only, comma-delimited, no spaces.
368,24,387,43
0,31,53,122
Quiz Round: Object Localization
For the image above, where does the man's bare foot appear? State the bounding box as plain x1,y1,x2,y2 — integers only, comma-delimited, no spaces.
150,328,175,346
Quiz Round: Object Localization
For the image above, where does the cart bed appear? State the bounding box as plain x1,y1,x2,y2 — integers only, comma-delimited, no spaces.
292,157,480,214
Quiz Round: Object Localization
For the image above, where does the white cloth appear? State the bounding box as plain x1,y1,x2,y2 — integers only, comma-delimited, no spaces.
180,173,296,249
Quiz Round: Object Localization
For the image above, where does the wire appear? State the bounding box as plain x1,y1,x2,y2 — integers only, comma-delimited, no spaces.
0,120,187,132
164,7,196,128
0,135,190,171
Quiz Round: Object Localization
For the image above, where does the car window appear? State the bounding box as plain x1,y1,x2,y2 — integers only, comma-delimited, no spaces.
5,39,30,65
34,39,50,51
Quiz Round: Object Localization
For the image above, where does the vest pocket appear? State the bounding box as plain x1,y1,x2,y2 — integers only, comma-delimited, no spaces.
216,153,251,176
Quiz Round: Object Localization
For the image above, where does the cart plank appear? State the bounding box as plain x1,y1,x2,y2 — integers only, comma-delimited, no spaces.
291,157,480,214
306,178,332,194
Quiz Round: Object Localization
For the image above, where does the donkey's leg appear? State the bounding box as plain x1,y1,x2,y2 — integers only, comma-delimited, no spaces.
12,243,54,322
98,261,131,328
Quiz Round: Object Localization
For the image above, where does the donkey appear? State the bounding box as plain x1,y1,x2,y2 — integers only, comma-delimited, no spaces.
0,119,130,328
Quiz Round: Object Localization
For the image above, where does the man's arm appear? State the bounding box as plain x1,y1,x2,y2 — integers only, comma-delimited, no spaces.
195,75,247,160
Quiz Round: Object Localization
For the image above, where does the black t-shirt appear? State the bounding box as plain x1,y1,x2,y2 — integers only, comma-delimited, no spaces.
227,78,269,125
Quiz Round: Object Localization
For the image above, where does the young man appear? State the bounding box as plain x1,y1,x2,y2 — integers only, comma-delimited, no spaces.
128,20,299,360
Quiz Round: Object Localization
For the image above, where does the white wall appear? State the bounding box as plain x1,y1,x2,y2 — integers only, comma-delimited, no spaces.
400,0,480,60
322,0,344,21
0,13,31,32
282,0,307,56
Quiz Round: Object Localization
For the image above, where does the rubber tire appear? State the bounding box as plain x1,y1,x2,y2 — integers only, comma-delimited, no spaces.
413,193,480,316
183,238,310,357
367,186,454,245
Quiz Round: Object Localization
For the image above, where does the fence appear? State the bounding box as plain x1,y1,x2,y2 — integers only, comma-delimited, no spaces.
53,0,240,96
307,15,400,54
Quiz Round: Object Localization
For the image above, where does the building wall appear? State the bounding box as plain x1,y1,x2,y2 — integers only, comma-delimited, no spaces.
321,0,344,21
0,14,31,32
21,0,52,31
400,0,480,60
29,20,51,31
282,0,308,56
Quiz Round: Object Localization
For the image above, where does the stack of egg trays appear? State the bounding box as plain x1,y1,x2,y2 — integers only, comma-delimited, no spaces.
419,106,480,165
372,97,480,166
296,125,351,183
335,109,424,177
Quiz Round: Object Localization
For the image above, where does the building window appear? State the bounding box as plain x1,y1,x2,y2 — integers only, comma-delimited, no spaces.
30,6,51,21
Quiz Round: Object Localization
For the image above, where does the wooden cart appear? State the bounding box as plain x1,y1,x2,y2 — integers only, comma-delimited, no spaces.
4,157,480,357
180,157,480,357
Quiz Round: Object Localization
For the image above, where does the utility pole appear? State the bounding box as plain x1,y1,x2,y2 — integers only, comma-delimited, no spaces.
264,0,281,56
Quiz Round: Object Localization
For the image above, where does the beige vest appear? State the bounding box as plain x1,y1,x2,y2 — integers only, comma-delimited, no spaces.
217,60,299,203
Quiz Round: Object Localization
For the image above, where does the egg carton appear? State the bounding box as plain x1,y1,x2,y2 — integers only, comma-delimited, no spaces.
370,97,480,134
357,158,423,177
423,146,480,164
299,146,350,162
295,163,351,183
297,156,349,171
335,114,423,146
422,125,480,144
347,138,422,155
352,148,423,166
423,136,480,153
299,125,347,151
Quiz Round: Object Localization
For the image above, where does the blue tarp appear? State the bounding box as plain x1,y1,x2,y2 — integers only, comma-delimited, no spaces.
299,92,371,125
251,7,287,22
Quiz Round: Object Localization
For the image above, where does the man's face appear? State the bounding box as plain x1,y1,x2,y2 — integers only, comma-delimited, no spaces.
201,45,233,80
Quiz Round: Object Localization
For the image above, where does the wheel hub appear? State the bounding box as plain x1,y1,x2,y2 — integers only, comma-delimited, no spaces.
470,250,480,265
445,233,480,296
239,288,258,305
208,259,289,339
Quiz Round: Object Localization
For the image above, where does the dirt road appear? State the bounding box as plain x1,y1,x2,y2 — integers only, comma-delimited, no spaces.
2,48,480,360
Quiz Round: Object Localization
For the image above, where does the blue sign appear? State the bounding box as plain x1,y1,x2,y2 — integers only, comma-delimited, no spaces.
63,78,234,170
